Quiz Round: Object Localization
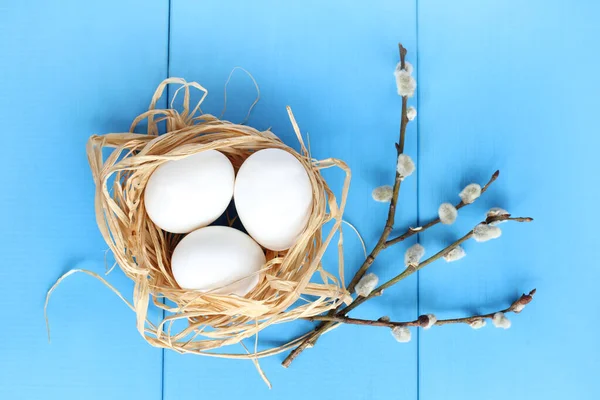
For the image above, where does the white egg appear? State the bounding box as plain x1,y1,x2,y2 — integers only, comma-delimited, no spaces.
144,150,234,233
234,148,313,251
171,226,265,296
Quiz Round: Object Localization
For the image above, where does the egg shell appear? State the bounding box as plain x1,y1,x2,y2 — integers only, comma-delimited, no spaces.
170,226,265,296
234,148,313,251
144,150,234,234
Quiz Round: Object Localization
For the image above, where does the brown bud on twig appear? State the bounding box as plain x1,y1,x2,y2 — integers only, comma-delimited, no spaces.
485,213,511,225
525,289,536,301
378,316,391,322
417,315,430,327
511,289,537,313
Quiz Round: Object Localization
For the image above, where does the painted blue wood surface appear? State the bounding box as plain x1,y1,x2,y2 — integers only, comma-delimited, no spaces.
1,0,598,399
0,1,168,399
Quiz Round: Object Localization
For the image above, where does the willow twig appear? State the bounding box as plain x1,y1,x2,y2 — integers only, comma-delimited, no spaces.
306,289,536,328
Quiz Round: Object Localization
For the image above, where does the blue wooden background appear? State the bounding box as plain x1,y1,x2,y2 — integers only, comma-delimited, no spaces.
1,1,598,399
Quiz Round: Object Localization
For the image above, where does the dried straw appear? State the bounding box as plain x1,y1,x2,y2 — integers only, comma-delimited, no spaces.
46,78,351,364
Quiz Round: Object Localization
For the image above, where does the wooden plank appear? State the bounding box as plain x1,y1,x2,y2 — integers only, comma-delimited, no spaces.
416,1,600,399
164,0,419,397
0,1,169,399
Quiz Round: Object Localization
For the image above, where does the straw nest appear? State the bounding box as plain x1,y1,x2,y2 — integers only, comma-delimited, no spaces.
82,78,352,359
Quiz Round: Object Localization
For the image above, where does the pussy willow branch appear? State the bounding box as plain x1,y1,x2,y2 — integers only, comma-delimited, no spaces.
282,43,533,368
280,43,411,368
307,289,536,328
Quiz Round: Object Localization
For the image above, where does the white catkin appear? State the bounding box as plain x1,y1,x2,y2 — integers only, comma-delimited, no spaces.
438,202,458,225
469,319,487,329
443,246,466,262
397,154,415,179
492,312,511,329
423,314,437,329
487,207,509,225
372,185,393,202
406,106,417,121
459,183,482,204
355,273,379,297
405,243,425,267
513,303,526,313
473,223,502,242
391,326,411,343
394,63,416,97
